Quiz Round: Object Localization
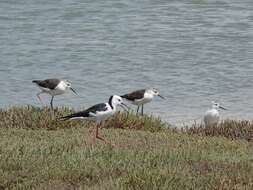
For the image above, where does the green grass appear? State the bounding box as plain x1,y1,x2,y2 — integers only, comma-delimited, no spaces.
0,106,253,189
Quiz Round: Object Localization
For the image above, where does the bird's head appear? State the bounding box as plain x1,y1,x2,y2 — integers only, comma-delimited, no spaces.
211,101,227,110
64,80,78,95
109,95,130,110
148,88,165,99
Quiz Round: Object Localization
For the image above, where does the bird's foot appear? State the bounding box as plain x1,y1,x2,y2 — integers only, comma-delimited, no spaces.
96,135,116,147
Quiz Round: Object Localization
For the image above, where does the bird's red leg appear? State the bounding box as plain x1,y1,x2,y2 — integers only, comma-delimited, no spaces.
88,123,97,145
88,123,95,133
95,123,114,146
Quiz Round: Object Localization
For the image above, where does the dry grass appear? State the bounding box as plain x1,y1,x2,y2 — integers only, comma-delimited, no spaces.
183,120,253,142
0,106,168,132
0,106,253,189
104,111,168,132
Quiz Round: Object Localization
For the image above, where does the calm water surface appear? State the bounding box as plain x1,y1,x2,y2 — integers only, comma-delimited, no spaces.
1,0,253,126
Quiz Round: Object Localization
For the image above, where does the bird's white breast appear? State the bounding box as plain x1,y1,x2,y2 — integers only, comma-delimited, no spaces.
133,92,153,105
49,81,67,96
204,109,219,126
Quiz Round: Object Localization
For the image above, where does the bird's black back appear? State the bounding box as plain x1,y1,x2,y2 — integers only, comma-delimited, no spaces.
32,79,61,90
121,89,145,101
60,103,108,120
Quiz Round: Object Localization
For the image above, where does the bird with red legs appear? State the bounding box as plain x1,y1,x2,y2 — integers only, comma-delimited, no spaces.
59,95,129,146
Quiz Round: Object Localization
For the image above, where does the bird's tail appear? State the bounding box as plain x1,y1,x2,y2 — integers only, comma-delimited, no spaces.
32,80,41,84
57,115,73,121
57,112,85,121
120,94,127,99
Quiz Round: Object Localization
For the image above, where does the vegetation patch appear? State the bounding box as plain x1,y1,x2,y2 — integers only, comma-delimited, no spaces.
0,106,168,132
183,120,253,141
0,106,253,189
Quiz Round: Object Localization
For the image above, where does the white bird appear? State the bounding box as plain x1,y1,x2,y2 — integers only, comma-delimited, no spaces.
32,78,77,109
59,95,129,145
204,101,227,127
121,88,165,115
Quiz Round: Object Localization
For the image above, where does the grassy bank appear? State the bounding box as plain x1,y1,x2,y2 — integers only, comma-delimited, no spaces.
183,120,253,142
0,106,253,189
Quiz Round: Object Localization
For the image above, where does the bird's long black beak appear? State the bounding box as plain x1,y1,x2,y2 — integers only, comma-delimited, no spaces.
219,106,227,110
158,94,165,99
70,87,78,95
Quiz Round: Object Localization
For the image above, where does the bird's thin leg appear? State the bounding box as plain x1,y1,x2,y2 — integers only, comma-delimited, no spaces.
89,123,97,145
88,123,95,134
36,92,44,105
90,121,103,145
141,105,144,116
95,122,113,145
136,106,140,115
50,96,54,110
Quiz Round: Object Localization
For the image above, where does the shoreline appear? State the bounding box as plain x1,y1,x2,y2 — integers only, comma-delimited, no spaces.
0,105,253,142
1,104,252,128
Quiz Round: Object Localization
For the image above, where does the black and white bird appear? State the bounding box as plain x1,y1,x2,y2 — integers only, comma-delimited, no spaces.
59,95,129,145
32,78,77,109
204,101,227,127
121,88,165,115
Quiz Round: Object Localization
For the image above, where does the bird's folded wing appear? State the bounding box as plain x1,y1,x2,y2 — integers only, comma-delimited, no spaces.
59,110,90,120
33,79,60,89
59,103,108,121
121,89,145,101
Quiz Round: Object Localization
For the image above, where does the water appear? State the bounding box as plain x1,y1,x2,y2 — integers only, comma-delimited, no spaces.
1,0,253,126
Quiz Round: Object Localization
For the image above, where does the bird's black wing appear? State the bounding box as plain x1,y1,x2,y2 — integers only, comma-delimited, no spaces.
59,103,108,120
32,79,60,90
121,89,145,101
